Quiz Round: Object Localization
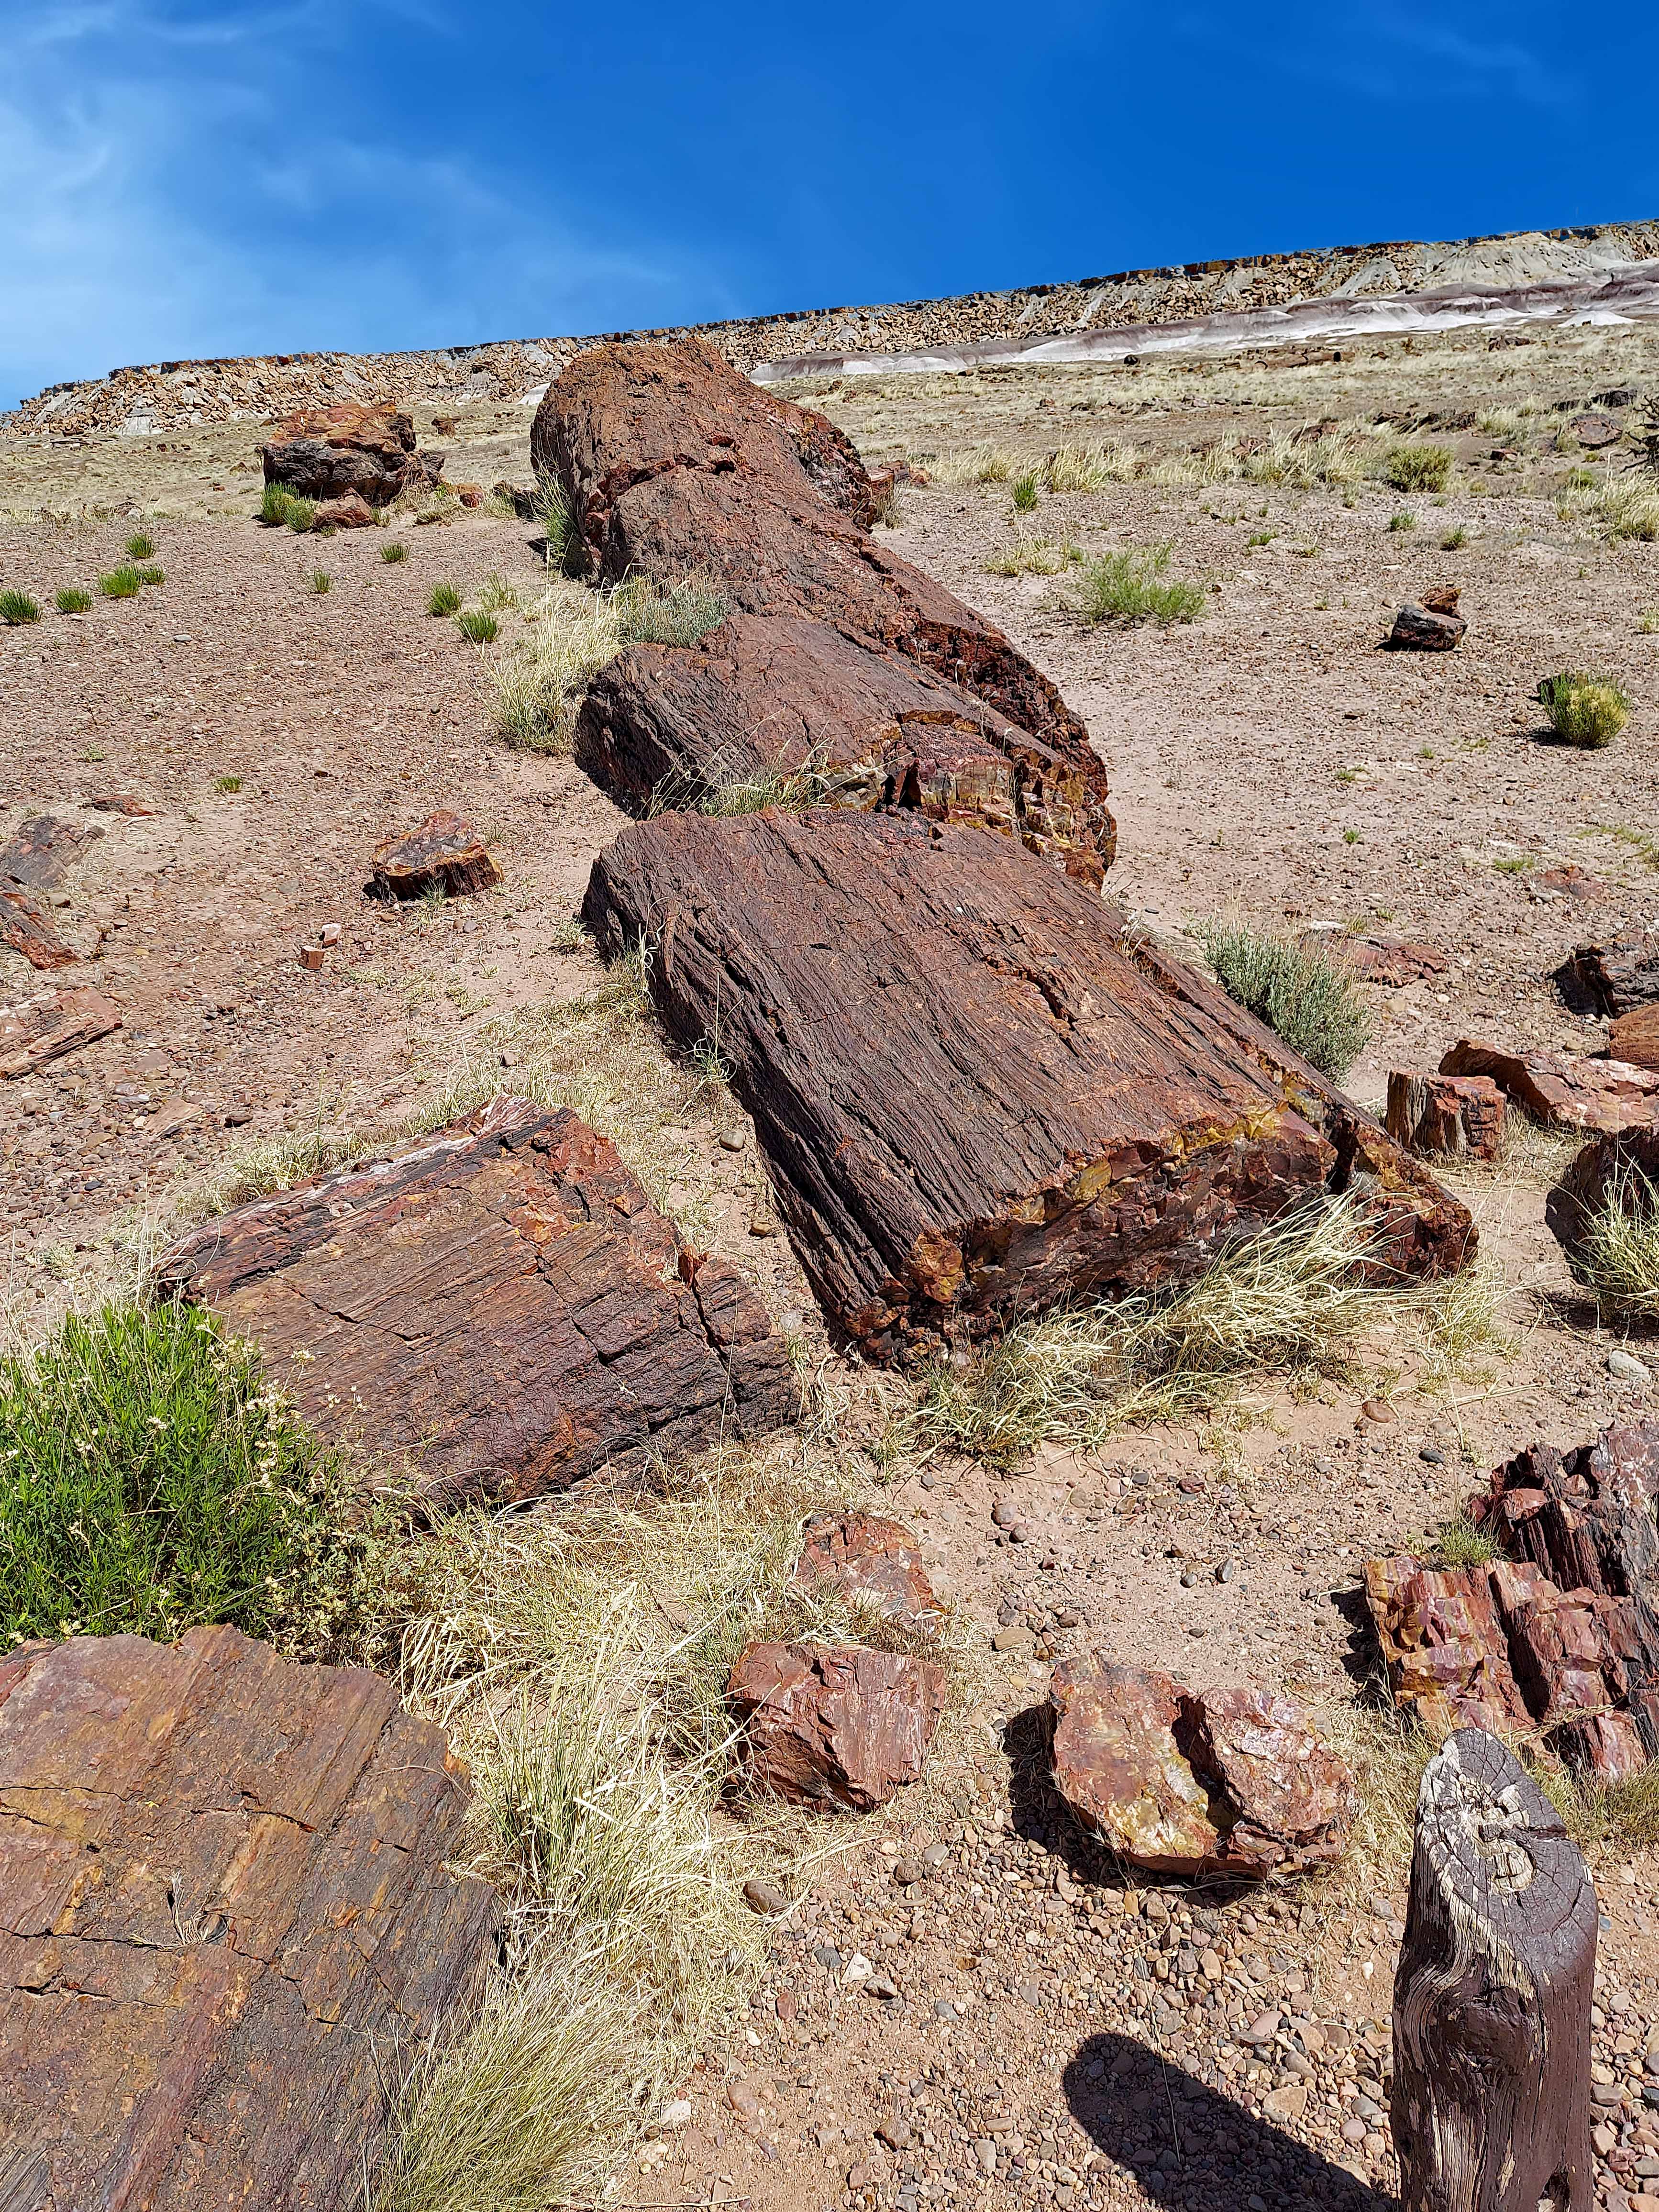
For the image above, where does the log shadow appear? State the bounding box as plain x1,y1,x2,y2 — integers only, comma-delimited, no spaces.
1063,2031,1393,2212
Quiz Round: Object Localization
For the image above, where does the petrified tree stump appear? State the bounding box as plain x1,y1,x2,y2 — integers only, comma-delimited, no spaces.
1556,937,1659,1020
1385,1071,1505,1160
1393,1728,1597,2212
369,807,502,900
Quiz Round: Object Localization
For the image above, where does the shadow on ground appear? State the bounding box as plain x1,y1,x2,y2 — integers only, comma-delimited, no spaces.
1063,2032,1394,2212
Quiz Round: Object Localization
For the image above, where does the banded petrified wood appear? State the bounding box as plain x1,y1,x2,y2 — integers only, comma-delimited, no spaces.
1393,1729,1597,2212
0,1626,496,2211
583,808,1472,1358
155,1096,792,1506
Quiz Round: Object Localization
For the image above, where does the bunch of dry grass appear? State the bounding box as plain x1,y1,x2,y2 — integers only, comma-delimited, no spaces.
1574,476,1659,542
984,533,1077,577
932,443,1020,486
1565,1162,1659,1320
491,579,623,751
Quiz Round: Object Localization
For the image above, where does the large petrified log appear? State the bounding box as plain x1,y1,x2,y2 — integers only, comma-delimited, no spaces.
531,337,1098,768
154,1096,793,1507
1546,1121,1659,1285
261,401,443,506
583,807,1472,1359
574,612,1114,883
1440,1037,1659,1133
0,1625,496,2211
1392,1729,1596,2212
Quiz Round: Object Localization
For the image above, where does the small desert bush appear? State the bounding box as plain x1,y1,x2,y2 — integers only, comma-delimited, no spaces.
1388,510,1416,533
984,534,1076,577
0,1302,378,1651
1381,442,1452,494
125,531,155,559
381,540,409,563
456,608,499,643
99,565,143,599
1010,471,1040,513
55,586,91,613
257,483,294,525
1535,670,1630,747
1073,542,1204,626
0,588,41,624
1440,525,1468,550
1434,1513,1499,1569
1201,919,1370,1078
611,572,730,649
427,581,463,617
1566,1163,1659,1319
214,774,243,793
310,568,331,595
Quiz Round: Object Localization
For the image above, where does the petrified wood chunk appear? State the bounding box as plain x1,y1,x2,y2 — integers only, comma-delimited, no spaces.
583,808,1473,1359
1386,598,1466,650
0,814,101,890
1440,1037,1659,1133
1557,936,1659,1020
1548,1122,1659,1286
260,402,443,506
728,1641,945,1811
1392,1729,1596,2212
1609,1003,1659,1072
154,1097,793,1508
574,611,1115,882
1468,1416,1659,1598
792,1511,943,1628
1045,1662,1354,1877
1364,1555,1535,1742
533,337,1095,763
0,985,122,1078
1384,1070,1505,1160
312,490,378,529
0,887,75,970
369,807,503,900
0,1625,496,2212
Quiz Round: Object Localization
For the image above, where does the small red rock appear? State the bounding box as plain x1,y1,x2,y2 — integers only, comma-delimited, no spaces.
728,1640,946,1812
1361,1398,1395,1423
299,944,325,970
312,491,378,529
794,1512,942,1627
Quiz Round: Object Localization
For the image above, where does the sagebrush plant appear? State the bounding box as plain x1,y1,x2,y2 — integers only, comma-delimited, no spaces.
125,531,155,559
0,588,41,625
1535,670,1630,748
1201,918,1371,1078
99,566,142,599
55,586,92,613
0,1302,384,1653
427,581,463,617
1566,1162,1659,1319
1072,542,1205,626
1382,442,1452,494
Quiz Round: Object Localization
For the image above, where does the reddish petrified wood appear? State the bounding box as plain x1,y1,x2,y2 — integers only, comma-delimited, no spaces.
1609,1004,1659,1071
792,1511,943,1628
0,985,122,1078
369,808,503,900
1468,1417,1659,1598
1386,598,1467,650
154,1097,793,1508
1557,936,1659,1020
261,402,443,506
1548,1123,1659,1288
1393,1729,1596,2212
0,1625,496,2212
1440,1037,1659,1133
0,815,101,890
1385,1071,1505,1161
574,612,1114,882
1364,1555,1536,1741
728,1641,946,1812
583,808,1473,1358
1045,1662,1355,1877
0,889,77,970
532,338,1097,764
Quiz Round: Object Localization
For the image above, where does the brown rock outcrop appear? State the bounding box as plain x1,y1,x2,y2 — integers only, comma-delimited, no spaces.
154,1097,794,1508
1385,1070,1505,1160
1045,1662,1355,1877
1440,1037,1659,1133
583,807,1473,1360
793,1512,943,1628
0,985,122,1077
260,401,443,506
369,807,502,900
728,1640,946,1811
0,1625,496,2212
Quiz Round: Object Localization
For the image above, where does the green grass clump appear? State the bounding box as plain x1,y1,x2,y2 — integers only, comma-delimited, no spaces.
55,587,92,614
427,581,463,617
0,588,41,625
1201,919,1371,1078
137,564,165,587
1566,1164,1659,1319
456,608,499,643
1387,510,1416,533
125,531,155,560
0,1302,377,1650
1382,442,1452,493
283,497,316,534
258,482,297,526
214,774,243,794
99,566,143,599
611,573,730,649
1540,1756,1659,1854
1073,542,1205,626
310,569,332,595
381,540,409,563
1535,670,1630,747
1435,1514,1499,1569
1440,525,1468,549
533,476,588,578
1010,471,1040,514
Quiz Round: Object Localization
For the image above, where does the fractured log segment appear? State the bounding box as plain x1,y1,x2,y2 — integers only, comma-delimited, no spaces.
0,1625,497,2212
574,611,1115,881
154,1095,793,1507
532,337,1096,765
1392,1728,1597,2212
1469,1416,1659,1600
1556,935,1659,1019
1547,1122,1659,1289
582,808,1473,1359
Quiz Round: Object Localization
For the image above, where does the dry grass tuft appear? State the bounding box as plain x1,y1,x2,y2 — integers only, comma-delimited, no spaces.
490,579,623,752
1538,1756,1659,1855
1565,1163,1659,1320
984,533,1078,577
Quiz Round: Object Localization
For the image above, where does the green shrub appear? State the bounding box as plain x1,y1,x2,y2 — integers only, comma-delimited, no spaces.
456,608,499,642
125,531,155,559
611,573,730,648
427,581,463,617
1200,921,1371,1079
1440,525,1468,550
283,496,317,534
381,540,409,563
1388,510,1416,533
214,774,243,794
258,483,295,526
0,1303,377,1650
0,588,41,625
99,566,143,599
55,587,92,614
1382,442,1452,493
137,564,165,587
310,569,332,595
1074,542,1205,626
1011,471,1040,513
1535,670,1630,748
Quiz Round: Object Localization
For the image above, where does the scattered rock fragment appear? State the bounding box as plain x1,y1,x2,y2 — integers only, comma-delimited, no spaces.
1384,1070,1505,1159
312,490,378,529
0,815,101,888
1304,931,1449,986
1385,588,1466,650
1440,1037,1659,1133
368,808,502,901
85,794,155,816
0,984,122,1077
1558,934,1659,1019
260,401,443,506
1569,411,1623,449
0,887,76,969
793,1511,944,1628
728,1640,946,1811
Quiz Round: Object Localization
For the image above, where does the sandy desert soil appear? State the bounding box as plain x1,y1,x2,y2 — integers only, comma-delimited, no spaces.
2,317,1658,2212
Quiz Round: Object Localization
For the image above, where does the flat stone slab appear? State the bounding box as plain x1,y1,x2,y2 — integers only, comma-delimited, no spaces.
0,1625,496,2211
155,1096,794,1507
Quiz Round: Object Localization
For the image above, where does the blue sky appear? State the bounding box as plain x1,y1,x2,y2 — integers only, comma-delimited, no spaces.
1,0,1653,408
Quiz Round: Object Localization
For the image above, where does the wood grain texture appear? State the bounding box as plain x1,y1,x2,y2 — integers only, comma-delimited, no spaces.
0,1625,496,2212
368,808,502,901
154,1096,793,1507
1392,1728,1597,2212
583,807,1473,1358
0,986,122,1078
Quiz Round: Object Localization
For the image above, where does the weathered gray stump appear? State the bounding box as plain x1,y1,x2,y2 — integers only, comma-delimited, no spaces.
1392,1728,1598,2212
